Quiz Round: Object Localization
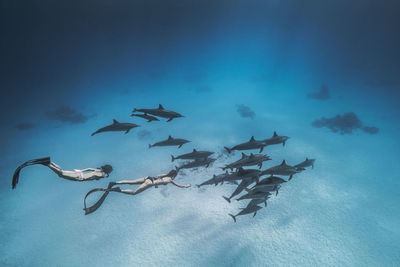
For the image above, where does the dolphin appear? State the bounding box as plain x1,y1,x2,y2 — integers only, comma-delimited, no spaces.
222,153,271,170
247,198,269,208
222,178,253,203
261,160,301,180
131,113,159,122
197,171,230,188
295,157,316,169
255,175,287,186
246,184,280,196
171,149,214,162
228,205,263,222
220,168,261,184
176,157,216,171
132,104,184,122
91,119,140,136
149,135,191,148
262,131,290,147
224,136,266,154
237,190,271,201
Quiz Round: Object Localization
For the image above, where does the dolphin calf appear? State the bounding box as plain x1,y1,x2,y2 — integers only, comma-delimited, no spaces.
295,157,316,169
228,205,263,222
224,136,266,154
91,119,140,136
132,104,184,122
131,113,159,122
176,157,216,171
171,149,214,162
222,153,271,170
262,131,290,147
197,171,230,187
149,135,190,149
261,160,301,180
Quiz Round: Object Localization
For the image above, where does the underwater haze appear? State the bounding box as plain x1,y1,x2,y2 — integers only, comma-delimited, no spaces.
1,0,400,266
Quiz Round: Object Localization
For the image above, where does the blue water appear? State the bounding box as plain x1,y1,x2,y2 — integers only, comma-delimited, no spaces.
1,1,400,266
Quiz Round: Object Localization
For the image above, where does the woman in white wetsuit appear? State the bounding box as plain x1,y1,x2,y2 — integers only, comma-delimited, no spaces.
12,157,113,189
84,169,190,215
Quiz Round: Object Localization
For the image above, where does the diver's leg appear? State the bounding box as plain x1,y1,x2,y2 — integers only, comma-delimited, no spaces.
47,162,63,176
113,176,149,186
118,181,152,195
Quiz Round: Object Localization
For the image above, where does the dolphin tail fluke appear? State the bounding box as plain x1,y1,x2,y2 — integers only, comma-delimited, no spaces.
171,155,175,162
133,108,138,112
229,214,236,223
148,144,152,149
223,196,231,203
224,147,232,154
196,184,200,188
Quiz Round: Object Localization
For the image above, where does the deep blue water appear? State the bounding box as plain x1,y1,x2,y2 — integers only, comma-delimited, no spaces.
1,1,399,266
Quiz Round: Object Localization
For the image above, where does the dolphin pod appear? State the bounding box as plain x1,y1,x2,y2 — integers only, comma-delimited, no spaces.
198,132,315,222
15,102,316,222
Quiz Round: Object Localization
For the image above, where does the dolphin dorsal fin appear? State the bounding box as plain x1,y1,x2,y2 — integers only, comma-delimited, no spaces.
306,157,309,161
168,135,172,140
113,119,119,124
158,104,164,110
273,131,277,137
241,153,246,159
250,136,255,142
281,160,286,165
193,149,197,152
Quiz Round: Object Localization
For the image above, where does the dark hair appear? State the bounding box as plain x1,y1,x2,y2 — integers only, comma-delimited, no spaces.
100,164,113,177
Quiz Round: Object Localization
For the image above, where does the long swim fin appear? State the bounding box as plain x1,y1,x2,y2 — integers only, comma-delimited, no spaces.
12,157,51,189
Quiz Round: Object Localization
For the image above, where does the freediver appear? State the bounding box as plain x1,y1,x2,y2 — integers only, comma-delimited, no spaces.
83,169,191,215
11,157,113,189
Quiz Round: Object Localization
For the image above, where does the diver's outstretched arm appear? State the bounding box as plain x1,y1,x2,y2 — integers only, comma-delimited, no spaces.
171,180,191,188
